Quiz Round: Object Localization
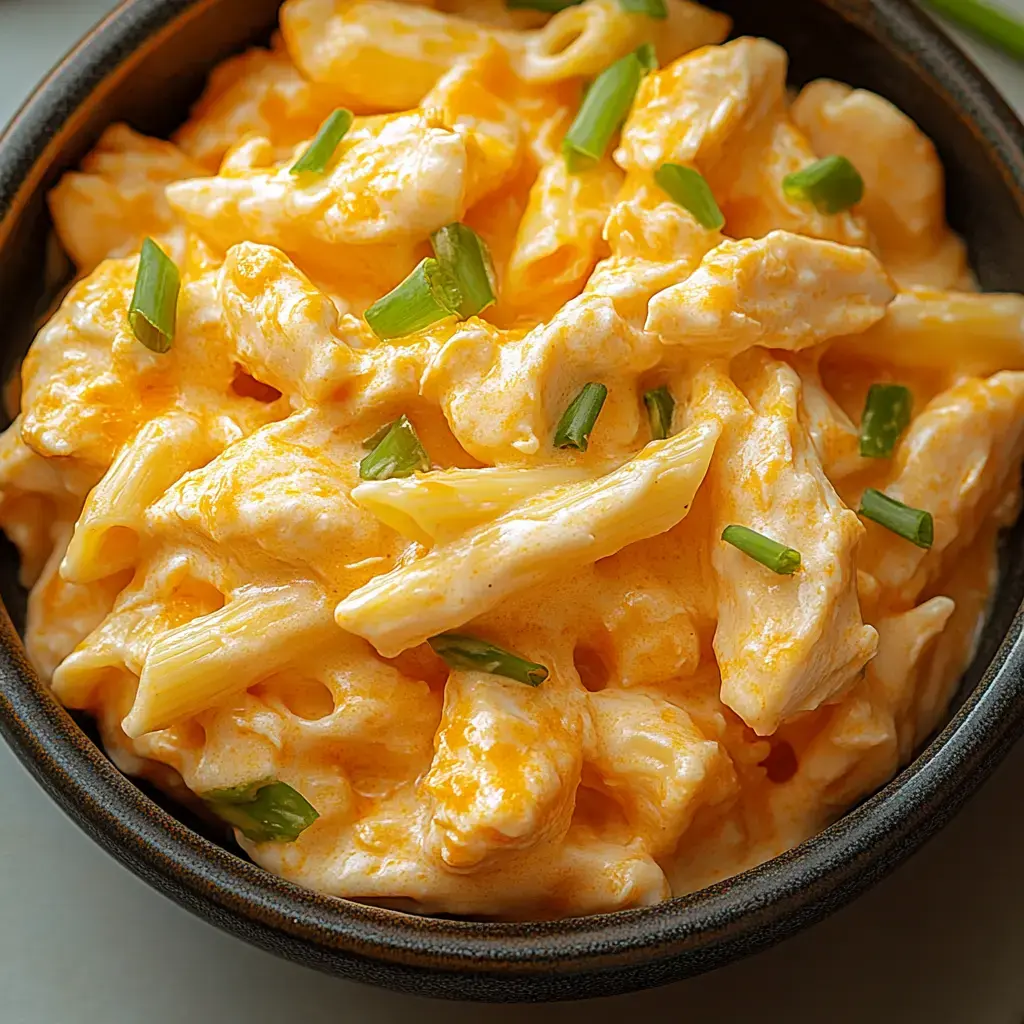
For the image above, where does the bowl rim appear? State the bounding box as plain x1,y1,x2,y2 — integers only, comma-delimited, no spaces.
3,0,1024,1001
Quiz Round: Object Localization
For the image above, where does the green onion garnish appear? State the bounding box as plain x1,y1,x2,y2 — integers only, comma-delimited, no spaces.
643,386,675,440
654,163,725,230
618,0,667,16
859,384,913,459
722,525,802,575
859,489,934,548
428,633,549,686
431,223,497,318
291,109,354,174
129,238,180,354
562,48,647,172
364,258,460,340
359,415,431,481
506,0,584,8
782,155,864,214
554,382,608,451
635,41,659,72
920,0,1024,62
362,423,394,451
205,780,319,843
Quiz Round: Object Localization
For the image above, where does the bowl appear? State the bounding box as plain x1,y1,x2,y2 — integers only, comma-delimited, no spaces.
2,0,1024,1003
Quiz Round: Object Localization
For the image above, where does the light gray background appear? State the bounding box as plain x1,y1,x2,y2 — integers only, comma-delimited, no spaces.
2,2,1024,1021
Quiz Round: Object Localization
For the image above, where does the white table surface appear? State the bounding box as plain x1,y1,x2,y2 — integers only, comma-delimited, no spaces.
4,2,1024,1021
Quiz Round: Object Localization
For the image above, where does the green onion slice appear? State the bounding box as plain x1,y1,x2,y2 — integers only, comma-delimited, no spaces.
782,155,864,215
722,525,802,575
554,382,608,451
644,386,675,440
654,163,725,230
562,48,646,172
429,633,549,686
362,423,394,451
364,258,460,340
291,109,354,174
129,238,180,353
920,0,1024,63
359,415,431,481
635,41,659,72
431,223,497,318
506,0,584,8
859,383,913,459
204,780,319,843
618,0,667,16
859,488,934,548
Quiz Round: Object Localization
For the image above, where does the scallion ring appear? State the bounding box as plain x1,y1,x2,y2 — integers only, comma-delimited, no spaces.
429,633,549,686
554,382,608,451
722,525,802,575
364,258,460,340
859,383,913,459
562,48,647,172
782,155,864,215
654,163,725,230
129,238,180,354
290,108,354,174
643,386,675,440
431,223,497,318
859,489,934,548
204,780,319,843
359,415,431,481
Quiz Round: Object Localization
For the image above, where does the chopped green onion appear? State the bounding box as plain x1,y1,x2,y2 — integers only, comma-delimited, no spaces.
722,525,802,575
431,223,497,318
554,382,608,450
290,108,354,174
635,41,659,72
859,384,913,459
205,780,319,843
563,48,646,172
654,163,725,230
359,415,431,481
362,423,394,451
644,386,675,440
920,0,1024,62
619,0,667,16
364,258,460,340
782,155,864,214
129,238,180,353
859,489,934,548
429,633,549,686
506,0,583,8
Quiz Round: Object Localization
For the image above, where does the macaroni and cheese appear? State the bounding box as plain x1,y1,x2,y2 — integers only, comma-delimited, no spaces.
2,0,1023,919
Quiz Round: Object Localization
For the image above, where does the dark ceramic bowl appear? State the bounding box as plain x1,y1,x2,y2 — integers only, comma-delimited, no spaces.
2,0,1024,1003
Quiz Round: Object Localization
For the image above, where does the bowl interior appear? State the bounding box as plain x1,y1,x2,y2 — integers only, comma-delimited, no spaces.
2,0,1024,1000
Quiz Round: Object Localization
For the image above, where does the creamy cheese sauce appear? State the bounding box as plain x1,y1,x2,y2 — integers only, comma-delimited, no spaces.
2,0,1023,920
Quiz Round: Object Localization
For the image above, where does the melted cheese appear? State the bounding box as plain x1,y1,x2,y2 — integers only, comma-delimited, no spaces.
3,0,1021,921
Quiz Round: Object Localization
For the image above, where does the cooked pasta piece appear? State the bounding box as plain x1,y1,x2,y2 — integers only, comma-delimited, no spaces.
123,581,336,737
62,413,222,584
859,372,1024,602
336,419,719,656
792,79,971,290
828,290,1024,377
48,124,205,273
646,231,894,354
352,465,597,545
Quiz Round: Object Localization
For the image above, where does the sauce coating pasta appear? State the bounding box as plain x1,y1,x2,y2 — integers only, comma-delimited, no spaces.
4,0,1023,920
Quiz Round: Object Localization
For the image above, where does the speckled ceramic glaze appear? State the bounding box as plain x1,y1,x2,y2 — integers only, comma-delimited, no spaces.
2,0,1024,1002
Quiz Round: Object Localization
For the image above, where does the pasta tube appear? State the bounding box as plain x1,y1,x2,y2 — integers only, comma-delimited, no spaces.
123,581,334,737
351,465,598,545
336,420,720,656
62,413,219,584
